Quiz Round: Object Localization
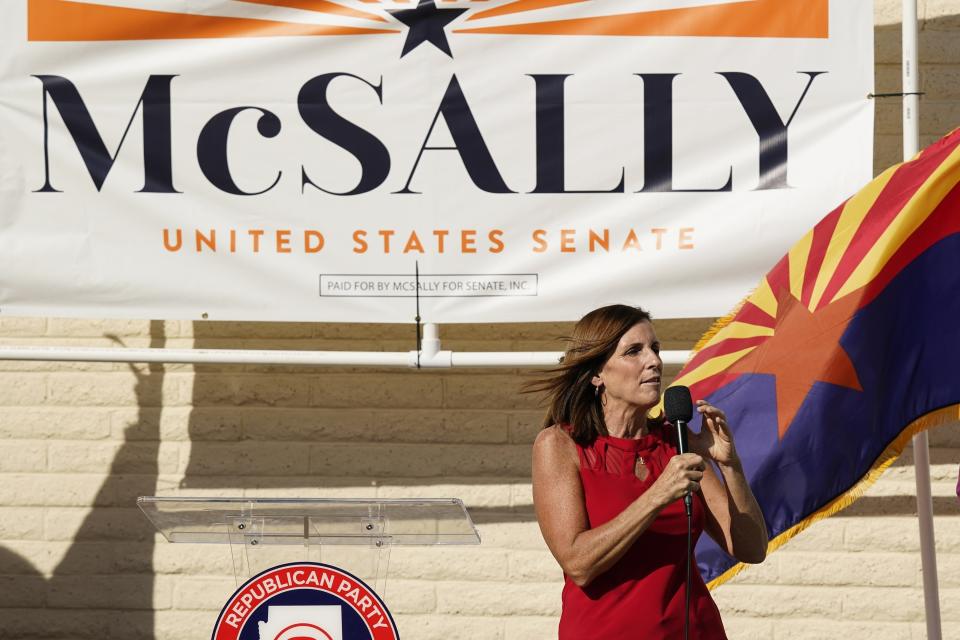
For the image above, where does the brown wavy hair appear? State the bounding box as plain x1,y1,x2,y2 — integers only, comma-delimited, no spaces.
526,304,664,446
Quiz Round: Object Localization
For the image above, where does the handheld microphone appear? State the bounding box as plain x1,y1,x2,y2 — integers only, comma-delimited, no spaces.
664,385,695,640
664,385,694,517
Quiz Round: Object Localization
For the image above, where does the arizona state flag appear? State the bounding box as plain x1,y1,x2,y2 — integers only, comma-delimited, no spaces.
674,128,960,587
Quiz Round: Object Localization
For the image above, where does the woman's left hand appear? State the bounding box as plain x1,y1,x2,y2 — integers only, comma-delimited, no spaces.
690,400,740,467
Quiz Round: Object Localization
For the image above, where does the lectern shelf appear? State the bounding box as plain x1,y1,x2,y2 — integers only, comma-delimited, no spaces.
138,496,480,592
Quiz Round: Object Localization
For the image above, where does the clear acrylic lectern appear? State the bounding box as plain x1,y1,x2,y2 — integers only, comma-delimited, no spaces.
138,497,480,596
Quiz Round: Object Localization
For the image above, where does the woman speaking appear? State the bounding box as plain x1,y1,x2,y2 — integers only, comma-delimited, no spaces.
530,304,768,638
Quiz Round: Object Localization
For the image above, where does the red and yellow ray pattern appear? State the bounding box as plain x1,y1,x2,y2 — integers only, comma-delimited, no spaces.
672,129,960,436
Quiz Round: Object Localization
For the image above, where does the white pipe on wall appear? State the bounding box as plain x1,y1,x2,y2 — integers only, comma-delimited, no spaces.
0,345,691,368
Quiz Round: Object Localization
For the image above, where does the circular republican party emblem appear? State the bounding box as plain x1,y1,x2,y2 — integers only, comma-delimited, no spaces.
212,562,399,640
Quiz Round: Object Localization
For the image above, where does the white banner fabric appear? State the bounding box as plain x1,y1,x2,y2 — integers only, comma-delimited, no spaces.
0,0,874,323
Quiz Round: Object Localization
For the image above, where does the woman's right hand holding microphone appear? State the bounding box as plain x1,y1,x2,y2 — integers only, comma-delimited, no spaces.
650,453,706,507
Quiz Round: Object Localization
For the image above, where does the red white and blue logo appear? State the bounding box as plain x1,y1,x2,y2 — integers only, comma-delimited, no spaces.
212,562,399,640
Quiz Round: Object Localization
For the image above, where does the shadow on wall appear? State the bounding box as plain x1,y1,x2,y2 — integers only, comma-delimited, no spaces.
0,321,166,639
177,321,553,498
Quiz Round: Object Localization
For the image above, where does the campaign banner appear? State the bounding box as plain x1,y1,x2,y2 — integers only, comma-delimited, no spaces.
0,0,874,322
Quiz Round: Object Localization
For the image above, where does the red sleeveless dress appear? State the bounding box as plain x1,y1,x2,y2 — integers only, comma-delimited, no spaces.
558,424,727,639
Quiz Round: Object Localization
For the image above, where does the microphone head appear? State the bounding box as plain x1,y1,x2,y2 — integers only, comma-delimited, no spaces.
664,386,693,423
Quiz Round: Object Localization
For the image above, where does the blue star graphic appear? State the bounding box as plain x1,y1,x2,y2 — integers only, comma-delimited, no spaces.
390,0,468,58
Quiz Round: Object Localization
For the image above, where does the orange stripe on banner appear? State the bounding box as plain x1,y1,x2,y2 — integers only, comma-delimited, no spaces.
818,132,960,307
239,0,387,22
28,0,396,41
467,0,588,22
456,0,828,38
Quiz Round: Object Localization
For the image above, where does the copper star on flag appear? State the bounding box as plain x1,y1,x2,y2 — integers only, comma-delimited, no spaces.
725,288,863,439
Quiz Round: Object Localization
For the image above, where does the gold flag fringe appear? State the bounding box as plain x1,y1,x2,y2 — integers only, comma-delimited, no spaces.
706,402,960,591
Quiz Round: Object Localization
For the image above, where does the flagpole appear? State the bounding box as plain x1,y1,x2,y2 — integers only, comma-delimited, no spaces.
902,1,942,637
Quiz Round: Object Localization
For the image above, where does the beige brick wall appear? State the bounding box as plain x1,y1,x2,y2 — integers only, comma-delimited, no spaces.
2,3,960,638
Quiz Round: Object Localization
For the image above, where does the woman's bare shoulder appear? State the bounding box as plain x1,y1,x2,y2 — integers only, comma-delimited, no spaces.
533,424,578,466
